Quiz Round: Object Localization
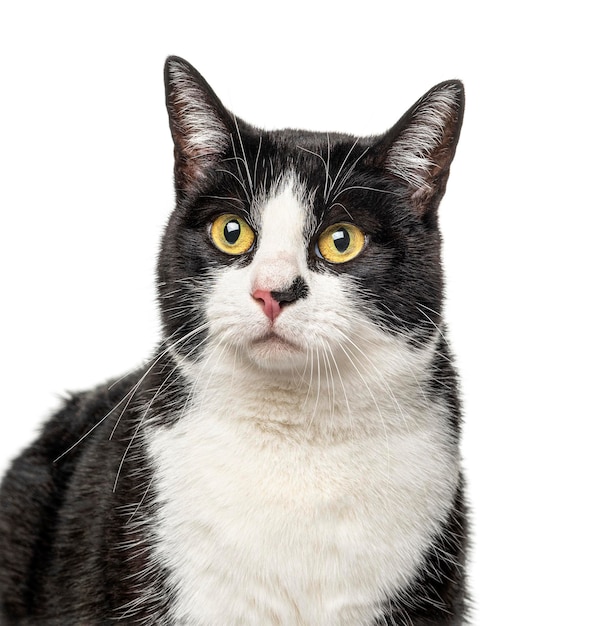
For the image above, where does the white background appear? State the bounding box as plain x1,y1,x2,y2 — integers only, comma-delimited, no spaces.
1,2,606,624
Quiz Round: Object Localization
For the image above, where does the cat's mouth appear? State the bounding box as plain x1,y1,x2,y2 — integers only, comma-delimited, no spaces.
252,331,298,349
248,330,303,364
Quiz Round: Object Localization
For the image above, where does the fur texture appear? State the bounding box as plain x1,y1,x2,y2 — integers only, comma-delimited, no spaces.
0,57,467,624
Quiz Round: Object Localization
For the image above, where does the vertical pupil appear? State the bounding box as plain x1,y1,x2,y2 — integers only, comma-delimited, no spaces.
332,228,350,253
224,220,241,244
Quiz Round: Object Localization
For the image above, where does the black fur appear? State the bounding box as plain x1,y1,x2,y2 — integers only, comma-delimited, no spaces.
271,276,309,305
0,368,173,623
0,56,467,624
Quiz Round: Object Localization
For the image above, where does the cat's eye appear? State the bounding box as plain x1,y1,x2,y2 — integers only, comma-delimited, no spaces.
209,214,256,255
316,223,366,264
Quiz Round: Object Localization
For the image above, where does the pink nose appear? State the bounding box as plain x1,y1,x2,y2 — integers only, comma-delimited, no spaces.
252,289,282,322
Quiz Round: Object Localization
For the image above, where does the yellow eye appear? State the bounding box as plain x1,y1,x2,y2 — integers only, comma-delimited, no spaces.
209,214,255,255
316,223,366,264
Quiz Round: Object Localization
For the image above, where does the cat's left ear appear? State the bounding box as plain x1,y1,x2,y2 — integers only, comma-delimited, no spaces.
164,56,232,189
373,80,465,217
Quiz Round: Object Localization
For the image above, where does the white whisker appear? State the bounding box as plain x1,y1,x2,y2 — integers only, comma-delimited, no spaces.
333,184,396,202
334,338,392,480
233,116,255,199
216,167,251,202
253,135,263,189
327,139,363,200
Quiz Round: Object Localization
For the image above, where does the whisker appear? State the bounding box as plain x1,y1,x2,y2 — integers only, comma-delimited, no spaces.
415,303,447,341
305,344,323,434
330,325,410,428
324,133,333,202
126,478,153,525
300,344,316,409
216,167,251,202
253,135,263,189
330,145,370,200
113,357,184,492
296,144,332,203
201,194,246,206
53,321,210,463
328,201,354,221
334,339,392,479
319,338,336,427
327,138,359,199
321,337,352,435
295,343,311,391
233,116,255,199
228,130,248,200
333,184,396,202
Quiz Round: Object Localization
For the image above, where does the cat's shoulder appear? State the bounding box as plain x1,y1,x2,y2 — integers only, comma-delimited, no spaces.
1,369,143,490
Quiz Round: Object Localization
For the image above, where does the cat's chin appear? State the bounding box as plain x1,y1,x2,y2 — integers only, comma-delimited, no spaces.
246,331,306,369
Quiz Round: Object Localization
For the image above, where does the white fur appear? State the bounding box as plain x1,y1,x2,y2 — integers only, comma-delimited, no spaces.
148,179,460,625
249,177,312,294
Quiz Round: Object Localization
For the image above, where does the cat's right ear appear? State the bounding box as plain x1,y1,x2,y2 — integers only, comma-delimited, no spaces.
164,56,232,190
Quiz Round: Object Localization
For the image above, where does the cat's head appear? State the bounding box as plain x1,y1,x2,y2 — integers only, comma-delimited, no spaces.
158,56,463,380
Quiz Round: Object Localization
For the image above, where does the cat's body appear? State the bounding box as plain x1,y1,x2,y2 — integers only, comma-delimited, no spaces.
0,57,467,624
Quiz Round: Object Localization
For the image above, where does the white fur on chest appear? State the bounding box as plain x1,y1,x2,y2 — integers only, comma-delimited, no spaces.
147,371,459,626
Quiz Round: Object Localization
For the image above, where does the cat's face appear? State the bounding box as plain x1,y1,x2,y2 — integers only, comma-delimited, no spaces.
158,58,463,380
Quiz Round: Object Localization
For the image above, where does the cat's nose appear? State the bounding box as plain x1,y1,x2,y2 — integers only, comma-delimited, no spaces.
252,289,282,322
252,277,309,322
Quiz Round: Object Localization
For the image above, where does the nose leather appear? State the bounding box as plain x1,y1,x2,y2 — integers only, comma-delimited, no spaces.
252,277,309,321
252,289,282,322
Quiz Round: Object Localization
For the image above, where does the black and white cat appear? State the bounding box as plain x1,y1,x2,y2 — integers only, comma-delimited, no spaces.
0,57,467,625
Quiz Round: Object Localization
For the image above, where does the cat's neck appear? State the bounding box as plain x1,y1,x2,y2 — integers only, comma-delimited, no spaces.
166,329,443,443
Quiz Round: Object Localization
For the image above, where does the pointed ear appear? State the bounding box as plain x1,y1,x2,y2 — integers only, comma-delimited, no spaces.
375,80,464,216
164,56,232,188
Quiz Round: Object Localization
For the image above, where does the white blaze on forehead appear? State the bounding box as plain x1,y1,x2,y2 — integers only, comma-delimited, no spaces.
250,177,311,292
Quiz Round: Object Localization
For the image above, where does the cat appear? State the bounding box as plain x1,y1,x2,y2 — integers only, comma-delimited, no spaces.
0,56,467,625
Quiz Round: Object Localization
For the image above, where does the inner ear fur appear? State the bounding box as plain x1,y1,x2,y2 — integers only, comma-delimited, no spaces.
164,56,233,189
373,80,465,217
